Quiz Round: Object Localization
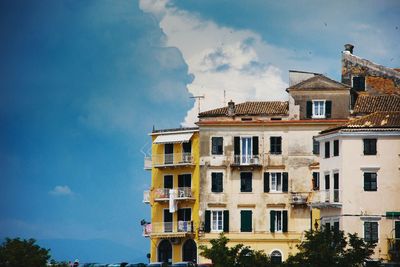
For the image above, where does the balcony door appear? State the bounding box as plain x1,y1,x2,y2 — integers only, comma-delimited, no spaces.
163,209,173,233
333,173,339,202
241,137,252,164
178,208,192,232
158,239,172,263
164,144,173,164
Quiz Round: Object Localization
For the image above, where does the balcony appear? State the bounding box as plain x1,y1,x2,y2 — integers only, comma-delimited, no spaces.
231,155,261,167
388,238,400,262
144,187,195,203
310,189,342,208
290,192,309,206
142,221,195,238
144,153,194,169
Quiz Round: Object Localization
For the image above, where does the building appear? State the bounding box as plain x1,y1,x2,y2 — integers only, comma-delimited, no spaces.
196,72,350,264
314,111,400,263
143,127,200,264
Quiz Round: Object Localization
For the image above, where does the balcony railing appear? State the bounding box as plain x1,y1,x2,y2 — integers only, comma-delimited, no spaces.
232,155,261,166
144,187,194,202
290,192,309,205
144,153,194,168
142,221,195,237
311,189,342,208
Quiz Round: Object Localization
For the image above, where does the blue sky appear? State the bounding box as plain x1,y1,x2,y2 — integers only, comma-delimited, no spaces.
1,0,399,263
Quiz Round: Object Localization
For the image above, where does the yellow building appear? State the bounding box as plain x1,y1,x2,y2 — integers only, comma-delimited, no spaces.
143,127,200,264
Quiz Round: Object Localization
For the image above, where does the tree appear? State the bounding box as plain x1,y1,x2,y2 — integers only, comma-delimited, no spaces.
284,228,376,267
199,233,272,267
0,237,51,267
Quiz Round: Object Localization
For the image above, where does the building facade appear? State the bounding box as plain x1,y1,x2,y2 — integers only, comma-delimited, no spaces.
196,74,350,263
314,111,400,263
143,128,200,264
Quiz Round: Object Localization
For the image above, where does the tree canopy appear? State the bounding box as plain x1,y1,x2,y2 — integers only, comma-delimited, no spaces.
284,228,376,267
0,237,51,267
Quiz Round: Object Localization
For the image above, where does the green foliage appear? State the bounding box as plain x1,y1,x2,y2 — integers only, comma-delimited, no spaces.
0,237,51,267
199,233,272,267
284,228,376,267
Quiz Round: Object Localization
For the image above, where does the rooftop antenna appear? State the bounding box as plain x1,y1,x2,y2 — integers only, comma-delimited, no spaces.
190,95,205,114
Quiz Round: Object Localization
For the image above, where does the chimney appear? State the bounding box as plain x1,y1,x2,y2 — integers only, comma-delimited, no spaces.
227,100,235,116
344,44,354,54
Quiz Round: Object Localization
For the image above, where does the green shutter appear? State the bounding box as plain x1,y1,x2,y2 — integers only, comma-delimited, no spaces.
218,173,223,192
211,173,216,192
240,210,252,232
270,210,276,232
283,210,288,232
364,173,370,191
282,172,288,192
371,222,378,242
223,210,229,232
252,136,259,156
306,101,312,118
234,137,240,156
204,210,210,233
325,101,332,118
264,172,270,193
395,221,400,239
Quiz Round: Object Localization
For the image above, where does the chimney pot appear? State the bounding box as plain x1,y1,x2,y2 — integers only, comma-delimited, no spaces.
227,100,235,116
344,44,354,54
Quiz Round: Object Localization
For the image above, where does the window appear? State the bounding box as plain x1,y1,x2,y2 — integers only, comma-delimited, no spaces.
164,143,174,164
325,141,330,158
164,175,173,189
234,136,259,164
363,139,377,155
364,172,377,191
270,250,282,264
306,100,332,119
240,172,252,192
270,136,282,154
204,210,229,233
364,221,378,242
312,172,320,190
270,210,288,233
178,174,191,188
211,210,223,232
271,173,282,192
240,210,252,232
211,172,223,193
325,174,330,190
211,137,223,155
333,140,339,156
353,76,365,91
313,138,320,155
264,172,288,193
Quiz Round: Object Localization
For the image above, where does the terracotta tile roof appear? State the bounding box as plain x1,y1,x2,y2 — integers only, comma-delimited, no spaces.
353,94,400,115
321,111,400,134
198,101,288,117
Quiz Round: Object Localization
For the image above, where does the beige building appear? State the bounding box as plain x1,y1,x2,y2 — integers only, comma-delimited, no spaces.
314,111,400,263
196,73,350,263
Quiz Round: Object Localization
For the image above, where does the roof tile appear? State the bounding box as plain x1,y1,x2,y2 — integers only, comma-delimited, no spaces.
199,101,288,117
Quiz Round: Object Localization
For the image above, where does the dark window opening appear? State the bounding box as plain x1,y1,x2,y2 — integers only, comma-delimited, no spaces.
364,172,377,191
211,137,223,155
325,141,330,158
270,136,282,154
364,221,378,242
240,172,252,192
211,172,223,193
240,210,252,232
333,140,339,157
353,76,366,91
312,172,320,191
313,138,320,155
363,139,377,155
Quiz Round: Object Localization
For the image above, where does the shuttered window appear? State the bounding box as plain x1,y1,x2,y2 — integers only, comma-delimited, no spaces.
211,172,223,192
363,139,377,155
364,221,378,242
353,76,365,91
240,210,252,232
270,210,288,233
325,141,330,158
240,172,252,192
312,172,320,190
270,136,282,154
333,140,339,156
313,138,320,155
211,137,223,155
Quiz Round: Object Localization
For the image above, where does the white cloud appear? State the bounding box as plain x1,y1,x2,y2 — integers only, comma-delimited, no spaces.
49,185,74,196
139,1,320,126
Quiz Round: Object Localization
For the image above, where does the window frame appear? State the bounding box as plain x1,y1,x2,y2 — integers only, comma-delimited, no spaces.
324,141,330,158
312,100,326,118
364,221,379,243
352,76,366,91
210,210,224,232
333,140,339,157
270,172,282,193
313,138,320,155
312,172,320,191
211,136,224,155
364,172,377,191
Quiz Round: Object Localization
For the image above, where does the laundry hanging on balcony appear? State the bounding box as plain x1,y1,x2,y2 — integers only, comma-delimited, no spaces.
169,189,178,213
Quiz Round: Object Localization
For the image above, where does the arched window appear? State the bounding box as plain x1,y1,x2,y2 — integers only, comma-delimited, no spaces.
182,239,197,263
158,239,172,263
271,250,282,264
